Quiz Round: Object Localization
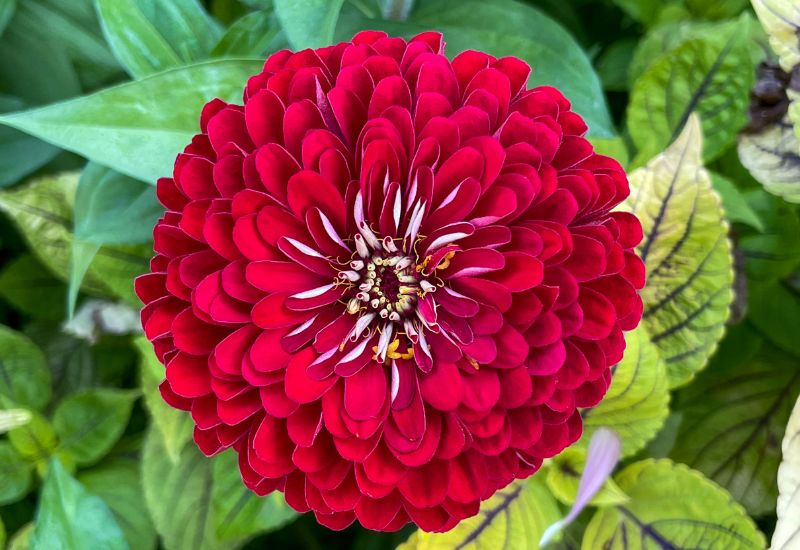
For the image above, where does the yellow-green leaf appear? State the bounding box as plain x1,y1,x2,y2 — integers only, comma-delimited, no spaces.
398,477,561,550
772,391,800,549
751,0,800,73
578,326,669,457
738,117,800,204
623,115,734,388
582,459,766,550
546,448,629,507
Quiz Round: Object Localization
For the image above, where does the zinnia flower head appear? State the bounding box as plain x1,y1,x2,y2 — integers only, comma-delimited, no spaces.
136,31,644,532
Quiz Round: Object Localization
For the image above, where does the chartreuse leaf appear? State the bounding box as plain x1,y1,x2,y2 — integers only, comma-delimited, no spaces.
624,115,734,388
582,459,765,549
336,0,614,138
142,430,295,550
274,0,345,50
578,326,669,457
546,447,629,507
627,16,755,163
670,346,800,515
738,117,800,204
0,325,51,410
0,59,262,183
134,336,193,463
0,442,33,504
30,459,128,550
772,392,800,549
0,172,151,307
52,389,137,467
8,523,33,550
0,255,68,320
79,458,157,550
398,477,561,549
739,189,800,282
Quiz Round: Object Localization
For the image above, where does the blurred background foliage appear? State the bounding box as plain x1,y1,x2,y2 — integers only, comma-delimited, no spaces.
0,0,797,549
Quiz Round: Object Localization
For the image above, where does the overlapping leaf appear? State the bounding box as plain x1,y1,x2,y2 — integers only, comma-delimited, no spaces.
772,392,800,549
0,325,51,410
624,115,734,387
583,459,765,549
739,189,800,282
398,478,560,549
738,117,800,204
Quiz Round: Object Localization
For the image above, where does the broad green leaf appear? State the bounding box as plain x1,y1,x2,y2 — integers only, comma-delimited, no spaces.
142,429,293,550
583,459,765,549
137,0,222,60
95,0,183,78
0,442,33,505
624,115,734,388
52,389,137,467
135,336,192,463
0,96,59,188
211,10,281,57
628,16,755,162
739,189,800,282
30,459,128,550
79,458,157,550
274,0,345,49
0,59,263,183
6,410,58,464
751,0,800,73
738,117,800,204
0,0,15,37
398,477,561,549
75,163,163,245
0,255,68,320
546,448,629,507
0,325,51,410
596,39,637,92
211,450,296,541
748,281,800,357
579,326,669,457
670,346,800,516
772,391,800,549
337,0,615,137
710,173,764,230
0,172,151,306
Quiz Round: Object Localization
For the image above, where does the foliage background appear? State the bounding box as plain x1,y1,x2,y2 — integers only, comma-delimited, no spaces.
0,0,797,548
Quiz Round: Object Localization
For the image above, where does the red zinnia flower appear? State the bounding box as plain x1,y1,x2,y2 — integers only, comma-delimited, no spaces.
136,31,644,532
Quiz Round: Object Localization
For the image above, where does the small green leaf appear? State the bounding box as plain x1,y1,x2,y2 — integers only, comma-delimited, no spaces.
212,10,281,58
6,410,58,464
670,346,800,516
30,459,128,550
79,458,157,550
0,59,263,183
583,459,765,549
0,255,68,320
135,337,192,463
710,172,764,231
772,390,800,549
628,16,755,162
274,0,345,50
624,115,734,387
52,389,137,467
0,442,33,505
579,325,670,457
0,325,51,410
739,189,800,282
398,477,561,549
738,117,800,204
7,523,33,550
546,448,629,507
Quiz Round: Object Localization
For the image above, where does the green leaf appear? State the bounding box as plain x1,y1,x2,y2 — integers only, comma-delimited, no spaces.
739,189,800,282
30,459,128,550
337,0,615,137
134,336,192,463
627,16,755,162
0,325,51,410
710,173,764,231
624,115,734,388
751,0,800,74
0,96,59,188
596,39,637,92
0,0,16,37
79,458,157,550
52,389,137,467
612,0,661,25
95,0,184,78
0,255,68,320
0,59,263,183
398,477,561,549
0,515,5,549
6,410,58,464
0,442,33,505
685,0,749,19
738,117,800,204
772,390,800,549
583,459,765,549
588,136,630,169
274,0,345,49
7,523,33,550
546,448,629,507
211,9,280,57
0,172,151,306
137,0,222,61
748,280,800,357
142,429,293,550
579,325,670,457
670,346,800,516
